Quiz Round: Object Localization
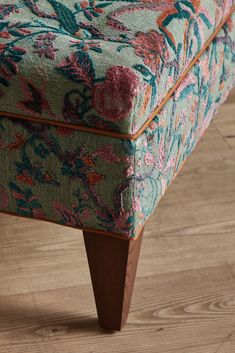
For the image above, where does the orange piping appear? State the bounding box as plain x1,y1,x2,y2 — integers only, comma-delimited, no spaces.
0,6,234,141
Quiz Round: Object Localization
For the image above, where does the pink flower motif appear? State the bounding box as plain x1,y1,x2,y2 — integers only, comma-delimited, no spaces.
158,136,165,171
132,198,141,212
125,165,134,177
0,186,9,209
123,156,134,164
92,66,140,121
144,151,155,166
82,209,91,219
149,121,158,130
167,75,174,87
132,30,170,73
82,191,89,200
215,0,233,24
34,32,58,60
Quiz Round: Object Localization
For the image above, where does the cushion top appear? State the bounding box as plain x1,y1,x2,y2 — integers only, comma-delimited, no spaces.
0,0,234,136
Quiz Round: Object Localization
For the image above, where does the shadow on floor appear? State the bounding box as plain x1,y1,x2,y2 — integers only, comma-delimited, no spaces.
0,301,116,335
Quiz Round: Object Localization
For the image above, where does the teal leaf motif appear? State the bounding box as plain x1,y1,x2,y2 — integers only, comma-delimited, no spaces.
199,13,213,29
95,3,112,8
193,21,202,51
57,51,95,87
0,21,8,31
8,22,32,37
84,9,93,21
133,64,152,78
177,83,195,101
47,0,78,34
0,4,15,20
9,182,43,217
33,143,50,159
150,79,157,109
0,46,26,87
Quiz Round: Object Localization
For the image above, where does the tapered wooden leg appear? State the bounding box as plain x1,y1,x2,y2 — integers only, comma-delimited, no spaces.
83,228,143,331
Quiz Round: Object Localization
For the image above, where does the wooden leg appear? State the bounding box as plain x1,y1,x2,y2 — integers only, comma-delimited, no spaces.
83,228,143,331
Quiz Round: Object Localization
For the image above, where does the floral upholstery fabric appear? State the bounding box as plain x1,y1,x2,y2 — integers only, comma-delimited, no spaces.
0,0,234,135
0,7,234,238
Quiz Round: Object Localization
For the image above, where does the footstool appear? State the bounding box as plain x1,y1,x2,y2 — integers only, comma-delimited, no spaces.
0,0,234,331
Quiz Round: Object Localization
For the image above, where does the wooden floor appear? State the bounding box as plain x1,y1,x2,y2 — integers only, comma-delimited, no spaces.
0,90,235,353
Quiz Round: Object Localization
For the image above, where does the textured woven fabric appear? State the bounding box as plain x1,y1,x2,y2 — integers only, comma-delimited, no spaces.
0,12,234,238
0,0,234,135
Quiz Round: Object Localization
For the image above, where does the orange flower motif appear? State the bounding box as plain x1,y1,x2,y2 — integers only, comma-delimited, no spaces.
87,172,104,185
0,31,10,38
16,175,35,186
82,155,95,167
80,1,89,8
0,43,6,52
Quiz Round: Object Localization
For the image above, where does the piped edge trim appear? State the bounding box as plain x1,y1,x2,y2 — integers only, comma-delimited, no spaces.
0,6,234,142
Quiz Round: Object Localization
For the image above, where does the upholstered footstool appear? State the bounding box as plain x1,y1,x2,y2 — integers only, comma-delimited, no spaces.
0,0,234,331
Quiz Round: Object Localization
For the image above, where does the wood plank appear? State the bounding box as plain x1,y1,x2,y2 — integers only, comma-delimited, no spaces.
0,266,235,352
214,104,235,149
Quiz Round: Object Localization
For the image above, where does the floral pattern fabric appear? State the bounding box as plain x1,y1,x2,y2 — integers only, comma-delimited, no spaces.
0,14,234,238
0,0,234,135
